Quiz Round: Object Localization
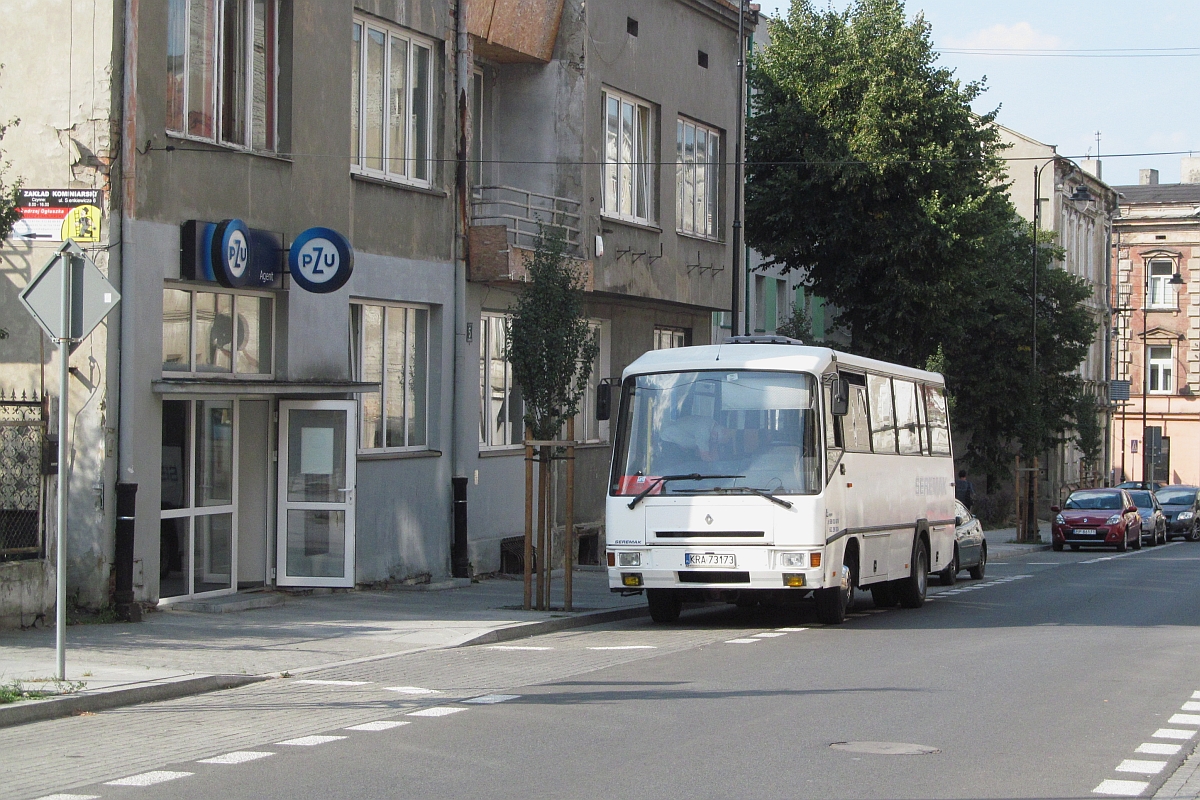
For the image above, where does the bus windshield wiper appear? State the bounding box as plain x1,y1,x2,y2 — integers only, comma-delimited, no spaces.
688,485,794,509
626,474,744,509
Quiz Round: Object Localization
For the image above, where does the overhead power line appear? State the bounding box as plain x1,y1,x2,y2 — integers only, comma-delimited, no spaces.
939,46,1200,59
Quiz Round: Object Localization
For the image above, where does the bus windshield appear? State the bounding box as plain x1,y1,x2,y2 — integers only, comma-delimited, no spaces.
611,370,821,496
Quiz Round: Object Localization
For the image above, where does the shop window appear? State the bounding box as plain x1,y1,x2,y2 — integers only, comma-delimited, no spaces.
351,17,434,186
162,286,273,376
350,302,429,450
166,0,278,151
602,88,655,225
1149,345,1174,393
479,313,524,447
676,117,720,238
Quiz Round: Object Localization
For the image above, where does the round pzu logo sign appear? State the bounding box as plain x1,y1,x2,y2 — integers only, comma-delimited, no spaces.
289,227,353,294
212,219,252,288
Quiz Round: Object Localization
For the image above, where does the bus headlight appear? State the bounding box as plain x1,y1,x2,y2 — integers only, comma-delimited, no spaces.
618,552,641,567
780,552,807,568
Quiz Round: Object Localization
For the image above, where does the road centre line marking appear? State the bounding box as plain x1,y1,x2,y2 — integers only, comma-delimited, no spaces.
487,645,553,651
725,638,761,644
105,771,194,787
1168,714,1200,726
408,706,467,717
463,694,520,704
1136,742,1181,755
1093,778,1150,796
1153,728,1197,740
587,645,656,650
776,627,808,632
293,680,370,686
197,751,275,765
752,632,788,637
346,721,411,731
35,795,100,800
1115,759,1167,774
384,686,440,694
277,735,347,746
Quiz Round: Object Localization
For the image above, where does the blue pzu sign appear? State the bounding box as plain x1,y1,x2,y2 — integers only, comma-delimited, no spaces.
181,220,279,288
213,219,251,287
288,227,353,293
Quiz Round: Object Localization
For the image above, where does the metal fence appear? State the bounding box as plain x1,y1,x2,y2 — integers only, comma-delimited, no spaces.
0,391,46,559
470,185,583,256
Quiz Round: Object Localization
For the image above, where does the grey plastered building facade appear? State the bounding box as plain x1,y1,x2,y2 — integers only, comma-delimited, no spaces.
0,0,753,613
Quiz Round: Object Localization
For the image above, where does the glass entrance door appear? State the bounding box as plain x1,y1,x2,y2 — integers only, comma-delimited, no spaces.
276,400,356,587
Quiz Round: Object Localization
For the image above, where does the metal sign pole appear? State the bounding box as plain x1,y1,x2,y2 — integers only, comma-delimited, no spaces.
55,250,73,681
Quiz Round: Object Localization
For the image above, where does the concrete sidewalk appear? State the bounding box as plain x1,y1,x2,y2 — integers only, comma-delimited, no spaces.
983,521,1053,559
0,570,645,727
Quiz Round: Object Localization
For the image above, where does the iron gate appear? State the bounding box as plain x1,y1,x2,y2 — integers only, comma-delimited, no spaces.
0,391,46,559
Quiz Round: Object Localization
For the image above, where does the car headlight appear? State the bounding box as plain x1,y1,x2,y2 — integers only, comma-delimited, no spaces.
1055,514,1065,525
1179,511,1194,521
1106,515,1122,525
617,552,641,567
779,552,808,568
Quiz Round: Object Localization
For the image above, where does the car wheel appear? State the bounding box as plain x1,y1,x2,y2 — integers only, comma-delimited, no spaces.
1145,527,1156,547
1188,524,1200,543
871,582,899,608
1160,526,1167,545
647,589,682,624
968,544,987,580
1120,529,1130,552
1052,540,1064,552
897,538,928,609
939,549,958,586
1069,543,1080,551
815,556,854,625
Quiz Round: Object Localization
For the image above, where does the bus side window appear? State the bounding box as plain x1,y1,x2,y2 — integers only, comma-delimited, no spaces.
845,385,871,452
894,379,923,455
868,374,897,454
823,378,844,480
924,384,952,456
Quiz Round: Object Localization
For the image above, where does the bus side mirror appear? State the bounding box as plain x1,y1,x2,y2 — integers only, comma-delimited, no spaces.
831,377,850,417
596,379,615,421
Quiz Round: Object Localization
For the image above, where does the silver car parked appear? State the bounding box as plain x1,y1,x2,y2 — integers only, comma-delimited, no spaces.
939,500,987,585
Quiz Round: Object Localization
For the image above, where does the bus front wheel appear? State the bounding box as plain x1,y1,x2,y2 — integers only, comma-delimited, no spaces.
815,559,854,624
647,589,682,623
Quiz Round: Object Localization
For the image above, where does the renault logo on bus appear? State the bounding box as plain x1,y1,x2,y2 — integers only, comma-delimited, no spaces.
705,514,713,525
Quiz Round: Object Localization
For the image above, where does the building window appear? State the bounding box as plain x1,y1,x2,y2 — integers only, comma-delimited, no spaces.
480,313,524,447
603,89,654,225
1149,345,1174,394
776,279,789,331
351,18,433,185
162,286,273,376
676,118,719,238
166,0,278,150
571,320,609,444
350,302,429,450
754,275,766,332
653,327,689,350
472,69,485,185
1147,260,1178,308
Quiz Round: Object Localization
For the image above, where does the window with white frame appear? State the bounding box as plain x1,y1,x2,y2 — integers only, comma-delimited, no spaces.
472,69,485,185
653,327,688,350
162,286,273,375
480,313,524,447
1147,260,1178,308
166,0,278,151
676,118,719,238
602,88,655,225
350,302,429,450
1149,345,1174,394
351,17,433,185
570,320,609,443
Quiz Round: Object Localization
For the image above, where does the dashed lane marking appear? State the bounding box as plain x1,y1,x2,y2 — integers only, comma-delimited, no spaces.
345,721,411,731
725,638,761,644
105,771,194,787
463,694,520,704
1181,701,1200,711
1153,728,1197,740
776,627,808,632
277,735,347,746
1115,759,1167,775
487,645,553,651
1093,778,1150,796
407,706,467,717
752,632,788,638
1168,714,1200,726
1192,691,1200,700
292,679,370,686
1136,742,1181,755
35,795,100,800
384,686,440,695
197,751,275,765
586,645,656,650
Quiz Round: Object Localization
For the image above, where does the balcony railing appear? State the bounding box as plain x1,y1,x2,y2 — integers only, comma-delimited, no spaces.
470,185,582,256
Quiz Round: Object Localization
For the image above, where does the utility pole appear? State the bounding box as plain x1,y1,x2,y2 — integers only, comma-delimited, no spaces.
731,0,746,338
451,0,471,578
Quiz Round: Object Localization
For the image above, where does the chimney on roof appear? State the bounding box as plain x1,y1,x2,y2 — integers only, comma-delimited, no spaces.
1140,169,1160,186
1081,159,1102,180
1182,157,1200,184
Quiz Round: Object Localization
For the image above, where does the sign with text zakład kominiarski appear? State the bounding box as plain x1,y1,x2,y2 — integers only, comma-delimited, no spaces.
180,219,281,289
11,189,103,243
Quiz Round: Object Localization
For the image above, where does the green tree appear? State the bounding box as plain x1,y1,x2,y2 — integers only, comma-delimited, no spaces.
505,229,600,440
0,66,21,241
775,300,815,342
746,0,1096,481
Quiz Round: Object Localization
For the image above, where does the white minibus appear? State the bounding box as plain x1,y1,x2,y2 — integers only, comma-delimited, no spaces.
599,336,957,624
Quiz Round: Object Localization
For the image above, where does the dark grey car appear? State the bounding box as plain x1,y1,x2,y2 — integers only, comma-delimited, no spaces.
1155,485,1200,542
1127,489,1167,546
939,500,987,585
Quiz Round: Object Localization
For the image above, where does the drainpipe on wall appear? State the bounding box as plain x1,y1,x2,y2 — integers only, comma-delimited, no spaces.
731,0,746,337
451,0,471,579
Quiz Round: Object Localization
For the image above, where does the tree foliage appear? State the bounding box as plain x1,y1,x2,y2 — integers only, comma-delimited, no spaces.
0,66,21,242
774,301,816,342
746,0,1097,481
505,229,600,441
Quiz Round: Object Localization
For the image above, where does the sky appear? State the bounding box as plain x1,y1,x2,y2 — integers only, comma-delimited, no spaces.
751,0,1200,187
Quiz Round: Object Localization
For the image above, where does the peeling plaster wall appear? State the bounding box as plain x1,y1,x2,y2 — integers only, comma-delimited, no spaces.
0,0,123,609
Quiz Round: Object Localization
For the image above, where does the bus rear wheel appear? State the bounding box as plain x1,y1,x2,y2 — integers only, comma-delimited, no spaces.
897,538,928,608
647,589,682,623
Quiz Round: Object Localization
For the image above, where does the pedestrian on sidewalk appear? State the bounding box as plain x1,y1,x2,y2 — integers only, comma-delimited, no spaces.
955,470,975,512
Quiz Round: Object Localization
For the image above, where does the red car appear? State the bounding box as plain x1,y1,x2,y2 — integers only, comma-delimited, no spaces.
1052,489,1142,552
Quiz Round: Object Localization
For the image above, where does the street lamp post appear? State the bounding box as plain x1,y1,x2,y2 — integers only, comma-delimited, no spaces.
1140,263,1185,486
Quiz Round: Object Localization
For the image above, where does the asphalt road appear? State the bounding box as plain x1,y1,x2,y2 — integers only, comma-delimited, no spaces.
11,543,1200,800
